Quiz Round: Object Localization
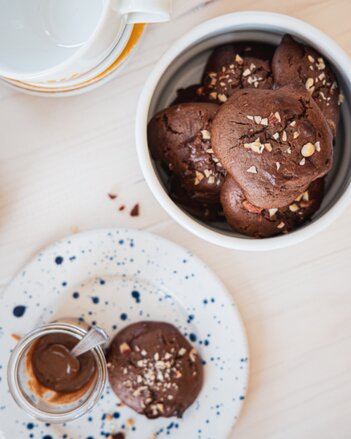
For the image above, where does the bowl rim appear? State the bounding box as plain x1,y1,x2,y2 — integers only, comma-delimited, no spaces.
135,10,351,251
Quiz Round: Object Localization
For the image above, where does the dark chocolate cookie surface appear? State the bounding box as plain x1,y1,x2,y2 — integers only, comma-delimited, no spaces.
148,102,225,204
220,176,324,237
272,34,342,135
202,43,273,104
107,321,203,419
211,86,333,208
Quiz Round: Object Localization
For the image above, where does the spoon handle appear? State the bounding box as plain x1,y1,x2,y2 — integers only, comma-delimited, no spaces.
71,326,109,357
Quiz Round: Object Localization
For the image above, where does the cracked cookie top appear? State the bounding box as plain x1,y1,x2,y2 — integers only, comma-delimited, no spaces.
211,86,333,208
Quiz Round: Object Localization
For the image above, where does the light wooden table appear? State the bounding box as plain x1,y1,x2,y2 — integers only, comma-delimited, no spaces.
1,1,351,438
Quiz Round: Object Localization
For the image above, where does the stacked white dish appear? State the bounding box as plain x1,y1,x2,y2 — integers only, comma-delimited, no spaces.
0,0,171,96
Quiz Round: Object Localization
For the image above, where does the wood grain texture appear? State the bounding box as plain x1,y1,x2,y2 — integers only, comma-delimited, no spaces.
1,1,351,437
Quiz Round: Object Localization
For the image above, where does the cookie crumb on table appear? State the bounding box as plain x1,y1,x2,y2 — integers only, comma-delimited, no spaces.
130,204,140,217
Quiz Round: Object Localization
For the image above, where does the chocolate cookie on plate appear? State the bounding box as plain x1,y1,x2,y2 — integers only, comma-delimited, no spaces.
220,176,324,238
107,321,203,419
148,102,225,204
201,43,273,104
211,86,333,208
272,34,342,135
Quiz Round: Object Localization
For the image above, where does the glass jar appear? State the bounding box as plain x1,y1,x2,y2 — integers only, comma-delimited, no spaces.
7,321,107,423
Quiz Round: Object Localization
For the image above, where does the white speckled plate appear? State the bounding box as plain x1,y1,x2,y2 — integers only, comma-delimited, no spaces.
0,229,248,439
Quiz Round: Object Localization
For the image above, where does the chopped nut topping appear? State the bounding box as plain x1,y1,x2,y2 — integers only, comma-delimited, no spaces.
315,141,321,152
290,121,297,127
157,403,164,414
235,54,244,64
243,200,262,214
244,138,264,154
189,348,198,362
277,222,285,229
338,93,344,105
261,117,268,126
218,93,227,102
247,165,257,174
178,348,186,356
242,68,251,77
264,143,273,152
120,342,131,354
209,91,217,100
254,115,262,124
272,132,279,140
293,131,300,139
299,158,306,166
246,115,254,121
303,191,309,201
201,129,211,140
281,130,287,142
301,142,316,157
268,208,278,217
194,171,204,185
276,162,281,171
274,111,281,122
307,55,315,63
316,57,325,70
289,203,299,212
287,147,292,154
305,77,315,94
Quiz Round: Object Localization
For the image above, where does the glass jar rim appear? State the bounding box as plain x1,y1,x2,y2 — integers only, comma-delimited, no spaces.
7,322,107,423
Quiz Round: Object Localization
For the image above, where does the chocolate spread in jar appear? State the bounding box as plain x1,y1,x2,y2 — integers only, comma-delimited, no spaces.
31,333,96,393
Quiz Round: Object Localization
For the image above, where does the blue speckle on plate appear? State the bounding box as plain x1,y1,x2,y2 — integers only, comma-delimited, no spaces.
72,292,80,299
120,313,127,321
13,305,26,318
91,296,100,304
131,290,141,303
55,256,63,265
189,333,197,342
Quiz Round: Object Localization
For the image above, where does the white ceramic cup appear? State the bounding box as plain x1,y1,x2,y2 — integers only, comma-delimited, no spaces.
0,0,171,83
135,11,351,251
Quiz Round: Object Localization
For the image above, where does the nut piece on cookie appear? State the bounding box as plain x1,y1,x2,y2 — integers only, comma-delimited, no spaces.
211,87,333,208
272,34,341,135
220,176,324,238
148,103,226,205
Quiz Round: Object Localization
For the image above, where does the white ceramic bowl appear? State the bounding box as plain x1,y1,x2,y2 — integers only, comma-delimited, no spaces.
136,11,351,251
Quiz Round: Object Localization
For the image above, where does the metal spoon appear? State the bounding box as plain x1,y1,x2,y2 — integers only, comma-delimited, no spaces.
71,326,109,357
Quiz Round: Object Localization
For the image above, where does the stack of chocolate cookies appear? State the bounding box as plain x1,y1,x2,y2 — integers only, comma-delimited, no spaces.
148,35,343,238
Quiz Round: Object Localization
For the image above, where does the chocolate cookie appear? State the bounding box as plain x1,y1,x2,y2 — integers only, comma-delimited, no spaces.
169,175,224,221
172,84,208,105
107,321,203,419
202,43,273,104
272,34,342,135
148,103,225,204
211,86,333,208
220,176,324,237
